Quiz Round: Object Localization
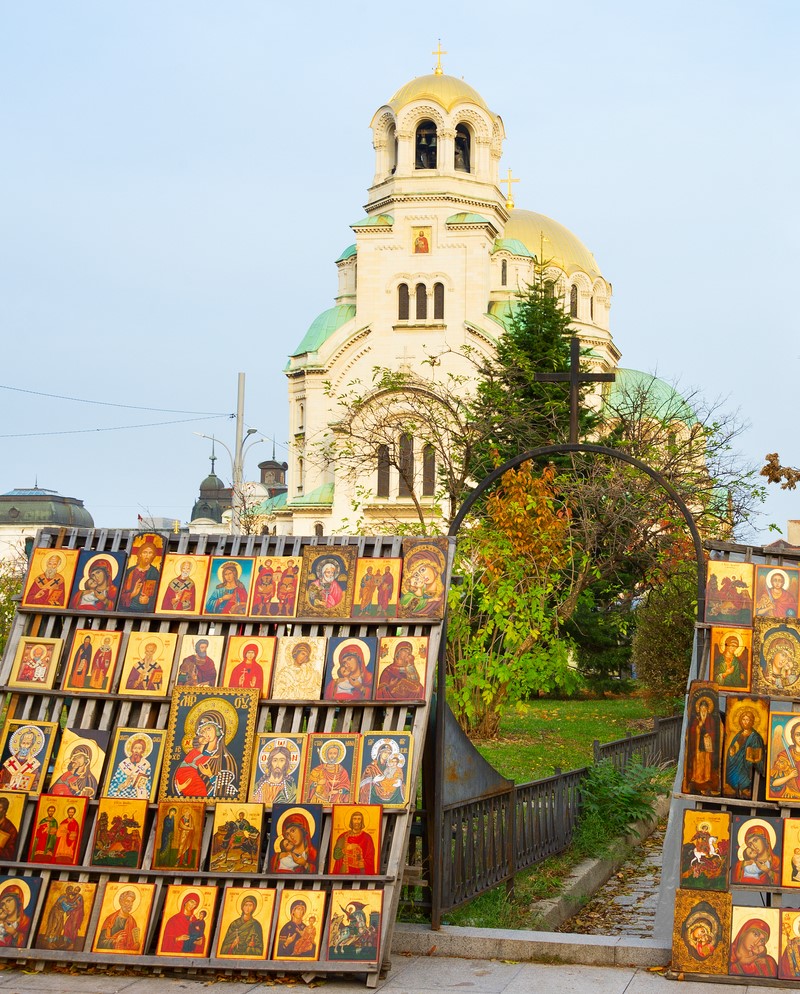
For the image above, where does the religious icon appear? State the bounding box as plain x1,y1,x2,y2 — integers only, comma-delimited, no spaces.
730,815,783,887
174,633,224,689
767,711,800,802
375,636,429,701
755,565,800,619
68,549,126,612
152,800,205,871
327,888,383,962
329,804,381,875
357,733,413,808
722,695,768,799
709,627,751,692
117,531,166,613
118,632,178,696
249,555,300,617
155,553,210,616
7,636,63,691
160,688,259,804
202,556,255,617
35,880,97,952
248,733,306,808
729,905,779,978
672,889,731,976
49,727,109,798
781,819,800,888
398,537,449,619
91,881,155,955
215,887,275,960
271,636,327,700
0,719,59,794
680,810,730,892
0,792,26,861
28,794,88,865
301,734,359,806
102,727,167,802
681,682,721,796
90,797,148,868
21,547,80,611
753,618,800,698
61,628,124,694
209,803,263,872
266,804,323,874
272,888,326,961
156,885,217,958
323,637,378,701
0,875,42,950
412,226,431,254
352,558,401,617
779,909,800,979
296,546,358,619
221,636,277,697
704,560,754,627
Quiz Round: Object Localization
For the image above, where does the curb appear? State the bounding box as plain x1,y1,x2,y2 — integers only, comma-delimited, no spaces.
391,794,671,969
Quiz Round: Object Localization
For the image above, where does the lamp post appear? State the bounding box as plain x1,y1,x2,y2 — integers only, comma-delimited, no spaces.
195,373,263,534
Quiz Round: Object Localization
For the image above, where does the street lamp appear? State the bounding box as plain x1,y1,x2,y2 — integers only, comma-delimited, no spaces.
194,428,264,534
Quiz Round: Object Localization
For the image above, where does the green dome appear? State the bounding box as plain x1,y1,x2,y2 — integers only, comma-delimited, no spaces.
291,304,356,357
605,369,697,426
447,212,492,225
289,483,334,507
336,243,357,262
0,487,93,527
492,238,534,258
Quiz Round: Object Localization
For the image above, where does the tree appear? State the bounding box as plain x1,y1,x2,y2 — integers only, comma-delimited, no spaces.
446,463,580,737
761,453,800,491
0,551,26,659
467,266,599,479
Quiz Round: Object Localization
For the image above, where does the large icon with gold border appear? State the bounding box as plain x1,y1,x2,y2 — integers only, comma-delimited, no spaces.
159,688,259,804
753,618,800,698
672,889,731,976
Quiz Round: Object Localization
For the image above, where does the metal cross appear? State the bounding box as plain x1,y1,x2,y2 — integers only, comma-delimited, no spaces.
504,168,520,209
432,40,447,75
535,337,616,443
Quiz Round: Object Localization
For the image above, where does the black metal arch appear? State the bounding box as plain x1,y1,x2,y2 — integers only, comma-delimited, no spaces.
448,442,706,612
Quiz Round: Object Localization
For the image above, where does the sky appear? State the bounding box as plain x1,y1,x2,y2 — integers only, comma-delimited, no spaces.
1,1,797,541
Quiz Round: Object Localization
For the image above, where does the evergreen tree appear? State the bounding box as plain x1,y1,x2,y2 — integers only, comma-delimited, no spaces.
468,265,599,480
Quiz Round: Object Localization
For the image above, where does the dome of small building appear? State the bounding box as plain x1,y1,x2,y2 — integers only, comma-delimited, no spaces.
503,210,602,279
199,470,227,494
0,487,94,527
605,369,698,426
388,73,491,114
291,304,356,357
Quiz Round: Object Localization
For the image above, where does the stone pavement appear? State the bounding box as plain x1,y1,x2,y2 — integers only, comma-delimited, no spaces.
560,820,667,938
0,957,794,994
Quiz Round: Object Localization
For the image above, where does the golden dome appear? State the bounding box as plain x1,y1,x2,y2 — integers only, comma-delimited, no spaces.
388,73,491,114
504,209,602,279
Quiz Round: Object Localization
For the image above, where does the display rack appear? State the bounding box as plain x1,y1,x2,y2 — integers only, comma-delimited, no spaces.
0,528,452,987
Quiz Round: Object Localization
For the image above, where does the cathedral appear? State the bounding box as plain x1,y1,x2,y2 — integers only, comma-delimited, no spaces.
264,58,647,536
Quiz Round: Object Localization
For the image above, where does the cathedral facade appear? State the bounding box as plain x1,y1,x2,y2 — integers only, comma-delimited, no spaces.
271,66,621,536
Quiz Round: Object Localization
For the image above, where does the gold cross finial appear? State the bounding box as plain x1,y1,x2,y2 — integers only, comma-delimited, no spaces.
504,167,520,209
173,519,180,534
432,40,447,75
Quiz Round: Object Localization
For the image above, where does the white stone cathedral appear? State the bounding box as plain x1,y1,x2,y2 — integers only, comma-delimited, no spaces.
268,63,628,536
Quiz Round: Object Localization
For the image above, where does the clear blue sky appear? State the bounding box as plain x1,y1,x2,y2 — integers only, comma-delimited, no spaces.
1,1,797,540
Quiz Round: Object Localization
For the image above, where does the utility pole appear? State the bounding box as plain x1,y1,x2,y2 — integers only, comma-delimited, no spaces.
232,373,245,532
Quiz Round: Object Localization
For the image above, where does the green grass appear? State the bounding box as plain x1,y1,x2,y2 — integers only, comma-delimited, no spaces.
473,696,656,782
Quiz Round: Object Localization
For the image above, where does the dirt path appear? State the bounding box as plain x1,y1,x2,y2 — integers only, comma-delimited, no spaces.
558,819,666,938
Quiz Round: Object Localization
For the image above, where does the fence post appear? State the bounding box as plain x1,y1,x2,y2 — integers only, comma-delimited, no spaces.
593,740,601,763
506,784,516,899
653,716,661,762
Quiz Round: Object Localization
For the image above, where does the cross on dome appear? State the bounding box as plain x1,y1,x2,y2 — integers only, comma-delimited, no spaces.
432,40,447,75
504,168,520,210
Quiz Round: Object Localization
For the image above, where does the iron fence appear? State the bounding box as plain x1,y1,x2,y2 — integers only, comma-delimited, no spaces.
415,712,681,920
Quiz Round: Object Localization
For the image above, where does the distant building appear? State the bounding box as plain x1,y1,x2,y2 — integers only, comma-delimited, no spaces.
188,450,287,535
0,486,94,560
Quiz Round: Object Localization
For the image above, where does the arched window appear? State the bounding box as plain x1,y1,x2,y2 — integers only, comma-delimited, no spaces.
298,402,304,431
570,284,578,318
433,282,444,320
422,443,436,496
398,283,409,320
398,432,414,497
501,259,507,286
590,295,594,321
388,123,397,175
454,124,471,172
415,120,437,169
415,283,427,321
297,457,304,493
377,445,390,498
314,522,324,537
